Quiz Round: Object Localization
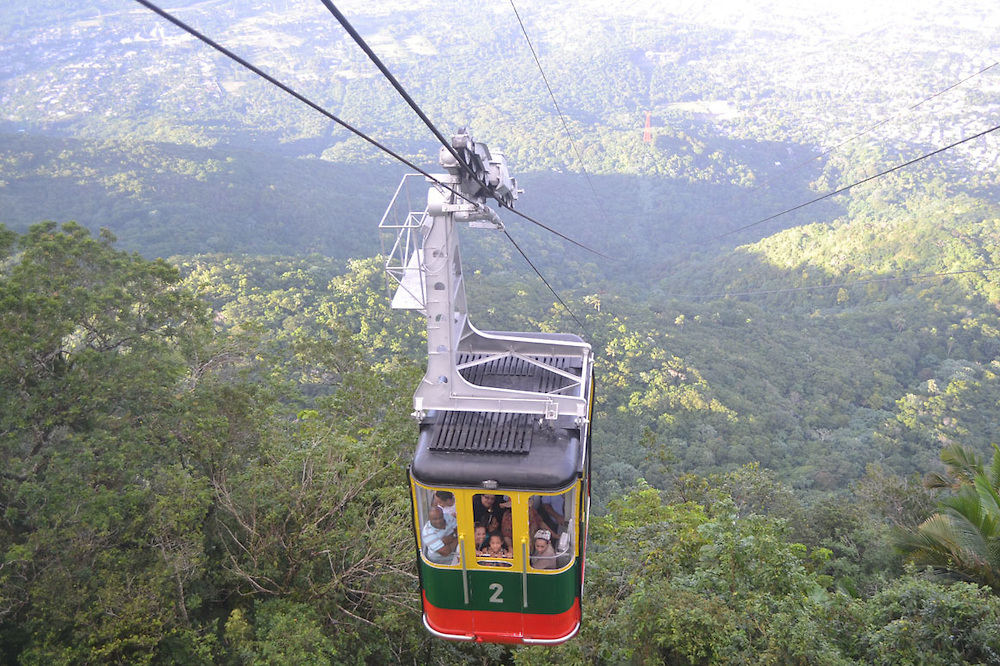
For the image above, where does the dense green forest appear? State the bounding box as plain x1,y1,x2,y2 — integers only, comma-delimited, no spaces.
4,0,1000,662
5,221,1000,664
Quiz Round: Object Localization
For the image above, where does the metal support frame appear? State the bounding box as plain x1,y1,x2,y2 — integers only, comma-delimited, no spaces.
380,130,592,423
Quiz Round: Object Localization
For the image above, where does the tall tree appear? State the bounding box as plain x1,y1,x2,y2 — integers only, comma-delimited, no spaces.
0,222,215,663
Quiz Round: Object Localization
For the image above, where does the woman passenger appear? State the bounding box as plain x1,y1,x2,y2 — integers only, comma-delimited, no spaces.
473,523,488,552
530,529,557,569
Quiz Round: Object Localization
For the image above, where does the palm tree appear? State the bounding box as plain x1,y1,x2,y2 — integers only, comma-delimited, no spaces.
895,443,1000,593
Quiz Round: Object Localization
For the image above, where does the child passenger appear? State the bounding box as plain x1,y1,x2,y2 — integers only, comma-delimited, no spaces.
479,532,511,564
433,490,457,517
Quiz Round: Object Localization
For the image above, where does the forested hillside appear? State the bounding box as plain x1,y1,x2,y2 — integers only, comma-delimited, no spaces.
5,221,1000,664
4,0,1000,662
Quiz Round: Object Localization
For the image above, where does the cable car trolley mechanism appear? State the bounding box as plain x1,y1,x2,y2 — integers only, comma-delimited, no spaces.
381,129,594,644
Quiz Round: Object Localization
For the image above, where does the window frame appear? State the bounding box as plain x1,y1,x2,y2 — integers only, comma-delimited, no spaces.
411,479,579,574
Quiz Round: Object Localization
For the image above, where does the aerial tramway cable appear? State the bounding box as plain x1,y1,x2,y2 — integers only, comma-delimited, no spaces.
706,121,1000,242
317,0,482,188
316,1,604,330
735,60,1000,201
135,0,598,332
502,229,592,335
507,0,616,238
793,61,999,179
130,0,465,201
135,0,999,313
318,1,612,261
674,51,1000,246
130,0,521,230
132,1,600,251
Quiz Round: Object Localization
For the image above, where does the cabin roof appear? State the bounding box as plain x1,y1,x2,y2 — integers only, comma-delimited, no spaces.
410,411,582,491
409,347,589,491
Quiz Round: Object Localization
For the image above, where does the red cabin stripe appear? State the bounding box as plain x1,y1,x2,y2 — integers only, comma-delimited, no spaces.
422,591,581,644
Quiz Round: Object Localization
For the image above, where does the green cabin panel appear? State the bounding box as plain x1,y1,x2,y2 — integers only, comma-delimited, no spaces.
420,561,578,615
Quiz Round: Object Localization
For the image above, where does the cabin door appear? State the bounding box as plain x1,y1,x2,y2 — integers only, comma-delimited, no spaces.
466,492,525,641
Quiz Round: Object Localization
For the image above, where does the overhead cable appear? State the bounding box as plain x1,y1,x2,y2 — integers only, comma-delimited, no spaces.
684,59,1000,235
496,201,613,259
320,0,611,260
131,0,457,196
503,229,592,336
317,0,479,185
507,0,616,243
747,60,1000,196
136,0,601,267
706,121,1000,242
135,0,598,331
317,1,602,329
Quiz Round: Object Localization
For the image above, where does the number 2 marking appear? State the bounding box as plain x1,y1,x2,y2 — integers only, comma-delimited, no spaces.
489,582,504,604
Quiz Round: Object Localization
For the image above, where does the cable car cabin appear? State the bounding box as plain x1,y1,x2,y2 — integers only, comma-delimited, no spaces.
409,350,593,644
381,130,594,644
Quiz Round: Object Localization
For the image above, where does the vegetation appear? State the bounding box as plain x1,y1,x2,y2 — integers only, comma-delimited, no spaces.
0,222,436,663
4,219,1000,663
4,0,1000,661
896,443,1000,593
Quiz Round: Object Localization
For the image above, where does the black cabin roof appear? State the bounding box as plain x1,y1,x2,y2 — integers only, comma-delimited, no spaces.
409,350,587,491
410,411,582,491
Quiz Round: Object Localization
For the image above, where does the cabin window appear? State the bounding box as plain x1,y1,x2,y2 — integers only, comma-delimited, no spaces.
413,485,577,571
416,487,459,566
528,488,575,571
472,493,513,567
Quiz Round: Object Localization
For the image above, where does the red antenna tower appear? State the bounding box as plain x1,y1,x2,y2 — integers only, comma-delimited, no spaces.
642,111,652,143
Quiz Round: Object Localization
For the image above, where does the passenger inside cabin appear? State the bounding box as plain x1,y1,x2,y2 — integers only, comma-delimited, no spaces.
528,502,543,540
530,529,558,569
500,508,513,550
472,493,503,534
433,490,457,518
479,532,511,562
535,494,565,536
473,523,487,551
422,506,458,565
492,495,512,549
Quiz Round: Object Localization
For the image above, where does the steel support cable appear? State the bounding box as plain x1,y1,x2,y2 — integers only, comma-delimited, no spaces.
665,266,1000,302
507,0,616,240
706,121,1000,242
136,0,609,339
502,229,591,337
319,0,611,260
686,60,1000,232
916,60,1000,107
317,0,479,185
133,0,480,209
745,60,1000,197
825,60,1000,159
497,202,613,259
